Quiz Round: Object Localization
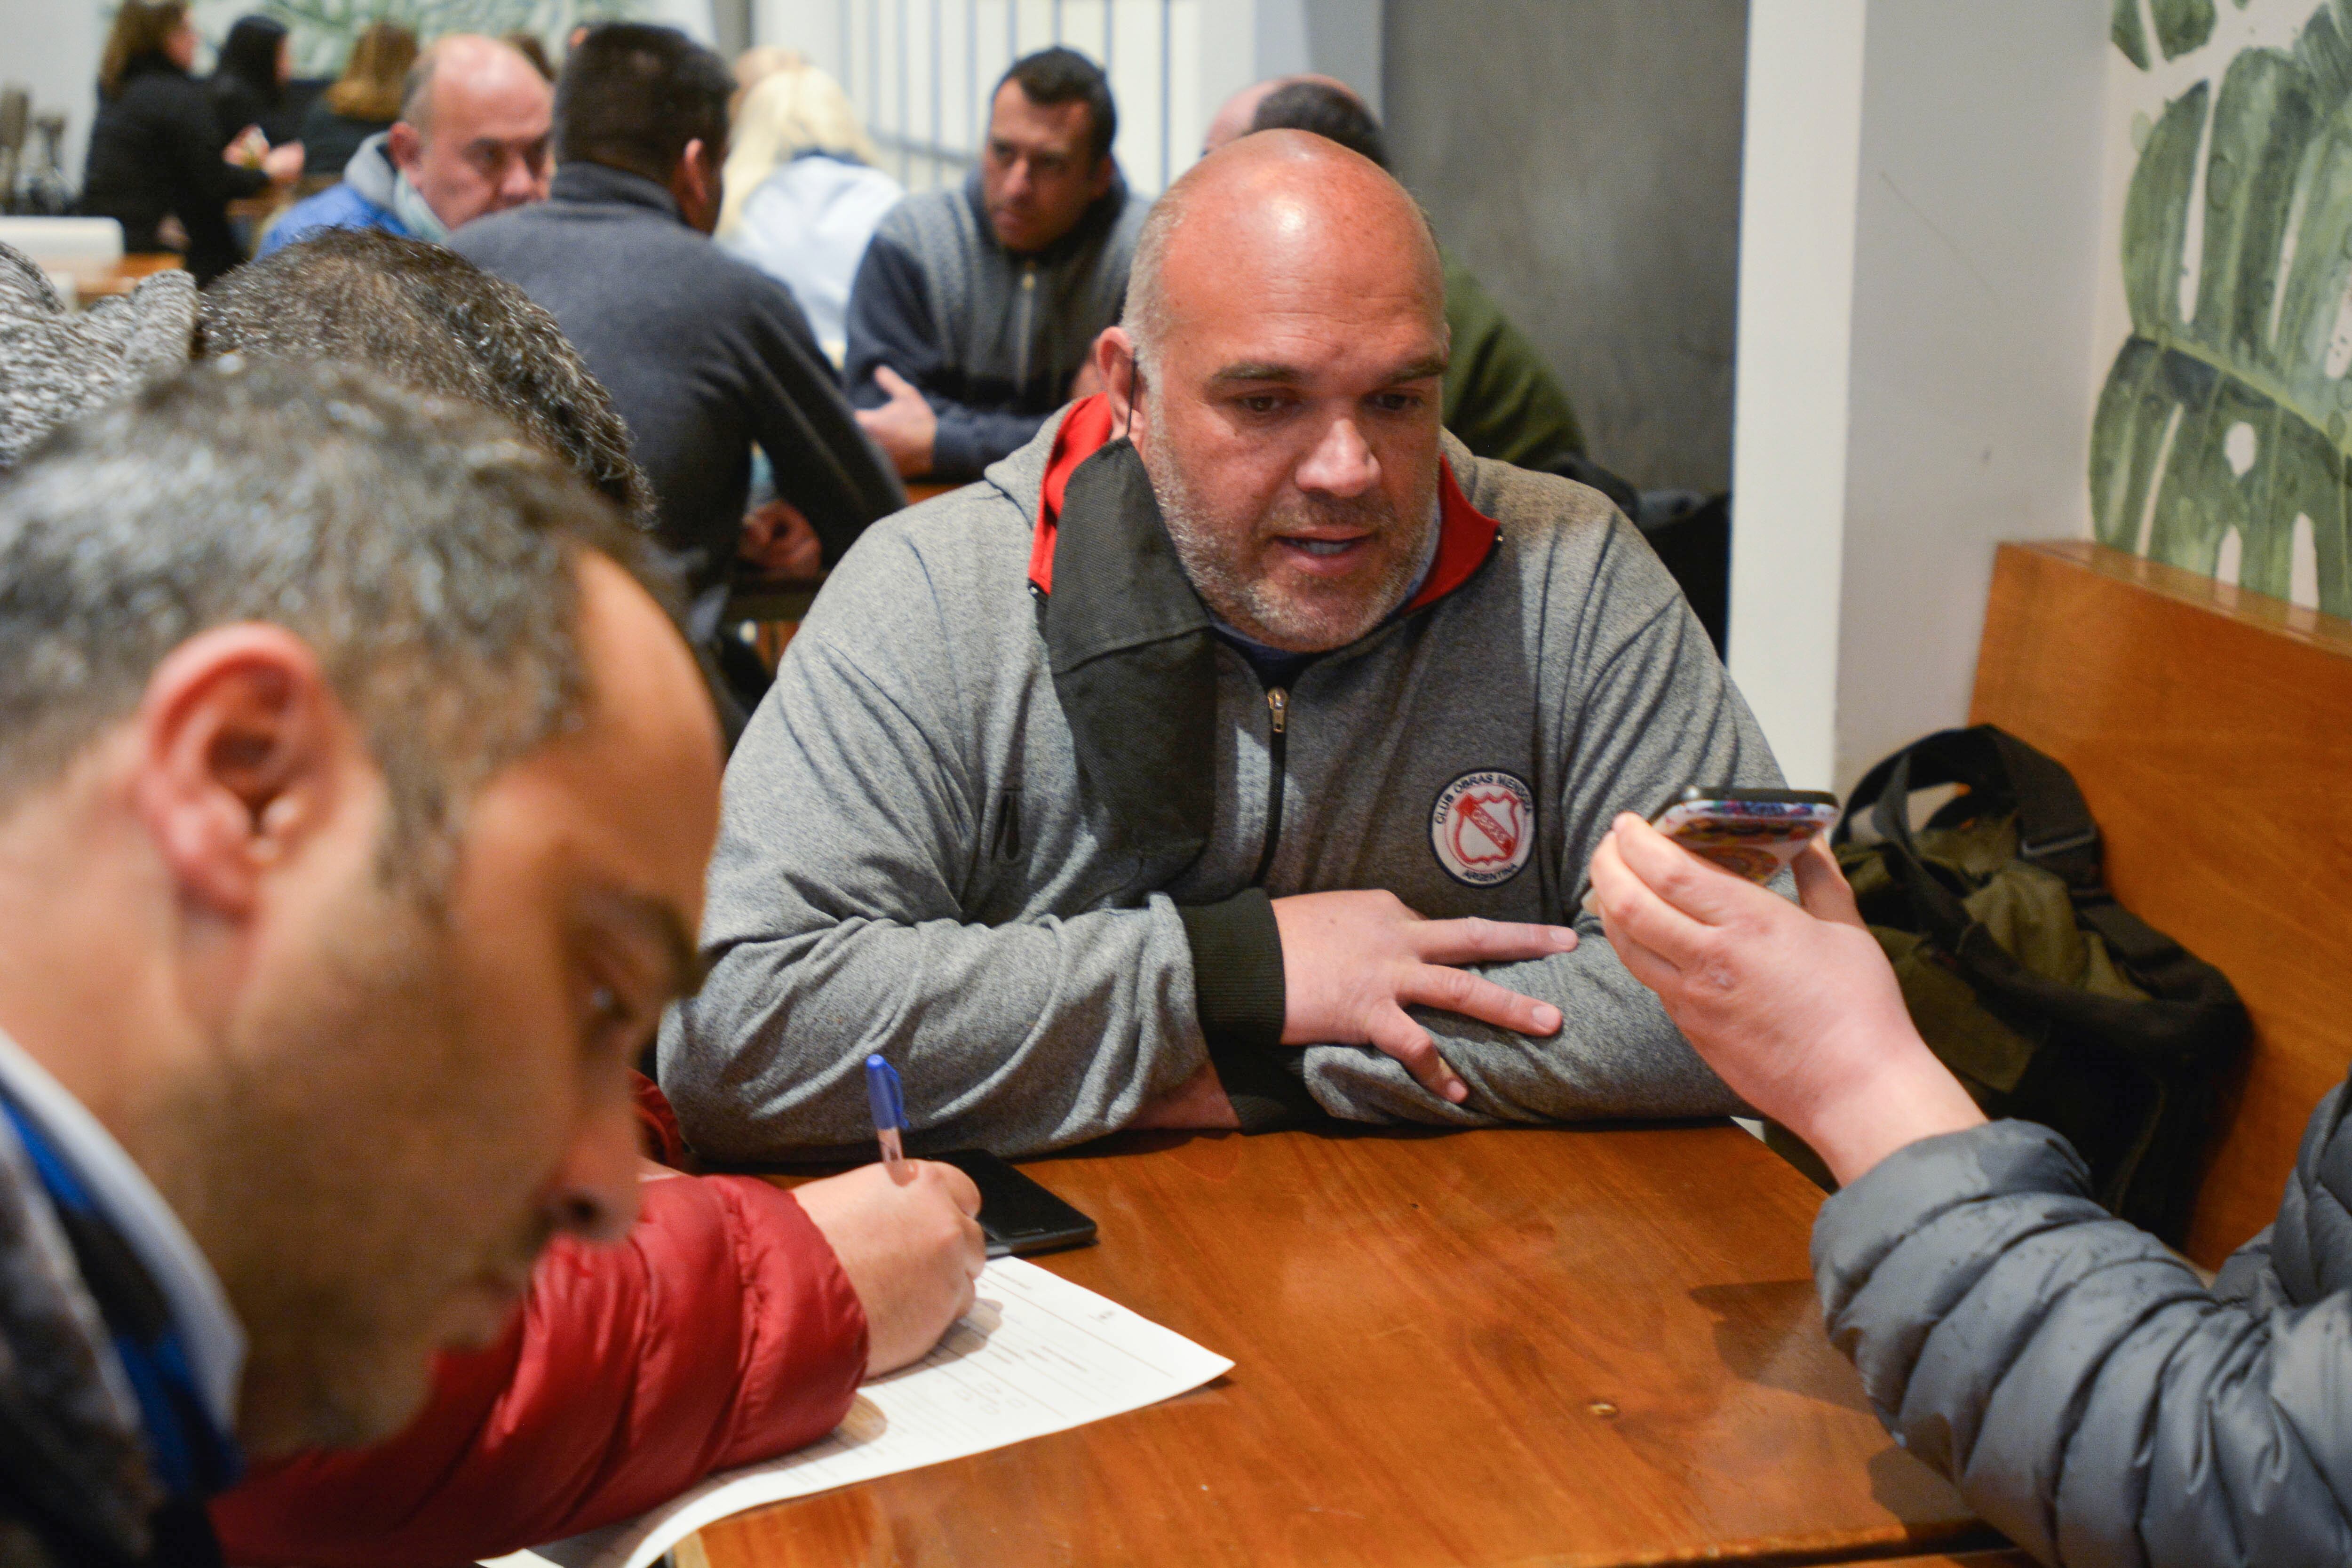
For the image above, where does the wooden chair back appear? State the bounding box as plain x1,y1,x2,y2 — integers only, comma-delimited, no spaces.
1970,540,2352,1266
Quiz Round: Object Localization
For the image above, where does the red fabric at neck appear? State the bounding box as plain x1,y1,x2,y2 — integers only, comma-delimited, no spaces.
1027,395,1117,594
1406,456,1501,612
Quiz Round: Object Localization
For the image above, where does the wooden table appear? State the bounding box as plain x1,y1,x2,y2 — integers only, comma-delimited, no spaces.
723,580,823,626
696,1123,1994,1567
61,252,183,301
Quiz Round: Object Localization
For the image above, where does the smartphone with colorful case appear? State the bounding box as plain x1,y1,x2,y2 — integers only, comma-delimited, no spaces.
1650,786,1841,882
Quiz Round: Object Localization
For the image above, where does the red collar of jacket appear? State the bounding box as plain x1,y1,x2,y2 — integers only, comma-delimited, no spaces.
1026,394,1500,613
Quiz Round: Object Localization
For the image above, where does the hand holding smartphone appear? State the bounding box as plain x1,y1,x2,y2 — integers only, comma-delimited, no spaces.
1582,786,1841,914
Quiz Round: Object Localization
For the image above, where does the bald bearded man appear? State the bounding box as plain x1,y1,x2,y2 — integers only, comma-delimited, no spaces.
263,34,551,253
662,132,1781,1157
1205,75,1598,492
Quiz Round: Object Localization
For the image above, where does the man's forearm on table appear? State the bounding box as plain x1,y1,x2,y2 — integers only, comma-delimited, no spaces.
669,903,1218,1156
1295,947,1743,1126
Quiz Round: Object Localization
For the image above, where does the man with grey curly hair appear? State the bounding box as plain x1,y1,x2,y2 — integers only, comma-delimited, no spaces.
0,234,989,1568
197,226,659,529
0,357,721,1566
1,231,648,530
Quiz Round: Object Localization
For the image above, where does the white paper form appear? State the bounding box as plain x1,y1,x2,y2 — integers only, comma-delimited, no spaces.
519,1256,1232,1568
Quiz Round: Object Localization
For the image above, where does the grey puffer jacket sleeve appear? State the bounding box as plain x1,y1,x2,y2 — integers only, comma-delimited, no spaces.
1813,1087,2352,1568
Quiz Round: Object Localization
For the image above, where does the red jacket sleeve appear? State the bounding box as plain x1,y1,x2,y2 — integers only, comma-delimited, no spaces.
210,1159,867,1566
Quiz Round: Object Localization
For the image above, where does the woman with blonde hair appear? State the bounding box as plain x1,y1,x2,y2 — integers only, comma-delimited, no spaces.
730,43,800,109
718,55,902,362
296,22,420,180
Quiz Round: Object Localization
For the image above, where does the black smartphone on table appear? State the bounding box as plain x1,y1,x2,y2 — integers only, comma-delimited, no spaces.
935,1149,1098,1257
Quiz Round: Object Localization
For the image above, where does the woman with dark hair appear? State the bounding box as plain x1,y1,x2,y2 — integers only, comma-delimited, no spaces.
210,14,299,147
296,21,418,180
80,0,302,283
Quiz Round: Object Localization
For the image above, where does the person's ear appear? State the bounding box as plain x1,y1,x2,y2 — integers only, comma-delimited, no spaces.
130,625,359,920
1087,153,1114,201
386,120,423,175
1098,325,1144,447
673,138,721,233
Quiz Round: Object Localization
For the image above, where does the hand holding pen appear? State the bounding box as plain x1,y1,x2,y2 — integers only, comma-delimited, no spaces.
867,1053,913,1183
796,1062,985,1374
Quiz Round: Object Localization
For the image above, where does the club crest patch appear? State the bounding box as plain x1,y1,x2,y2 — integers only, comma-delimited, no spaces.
1430,771,1536,886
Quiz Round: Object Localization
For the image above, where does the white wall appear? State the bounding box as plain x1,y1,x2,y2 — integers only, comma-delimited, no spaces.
1725,0,1868,791
1730,0,2108,793
2090,0,2312,422
1382,0,1748,496
1,0,103,186
1270,0,1380,115
1834,0,2108,788
2089,0,2332,610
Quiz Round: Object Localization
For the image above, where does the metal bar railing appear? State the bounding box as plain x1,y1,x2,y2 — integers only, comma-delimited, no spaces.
871,131,979,168
866,1,881,172
841,0,1184,195
896,0,910,183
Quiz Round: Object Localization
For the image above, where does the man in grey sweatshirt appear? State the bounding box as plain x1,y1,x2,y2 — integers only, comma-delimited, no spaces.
662,131,1776,1158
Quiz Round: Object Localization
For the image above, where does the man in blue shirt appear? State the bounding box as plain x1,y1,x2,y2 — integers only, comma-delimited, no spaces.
261,33,550,255
0,357,723,1566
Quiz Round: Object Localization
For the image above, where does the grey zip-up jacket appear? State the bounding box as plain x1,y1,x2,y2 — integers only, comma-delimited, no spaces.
1816,1083,2352,1567
843,171,1145,479
660,405,1769,1158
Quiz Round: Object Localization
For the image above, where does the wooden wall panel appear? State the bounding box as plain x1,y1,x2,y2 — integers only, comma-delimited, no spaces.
1970,541,2352,1266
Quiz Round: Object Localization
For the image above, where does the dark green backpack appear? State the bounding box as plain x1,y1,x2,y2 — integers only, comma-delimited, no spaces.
1812,726,2249,1246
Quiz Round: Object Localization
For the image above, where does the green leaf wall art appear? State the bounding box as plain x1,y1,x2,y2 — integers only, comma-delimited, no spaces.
2092,0,2352,612
2115,0,2220,67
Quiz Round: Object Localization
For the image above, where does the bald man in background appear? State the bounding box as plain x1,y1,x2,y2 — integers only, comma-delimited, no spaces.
1197,72,1349,150
262,33,552,253
662,131,1780,1161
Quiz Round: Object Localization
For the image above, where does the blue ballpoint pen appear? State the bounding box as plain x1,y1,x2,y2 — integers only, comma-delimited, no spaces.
865,1054,910,1179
